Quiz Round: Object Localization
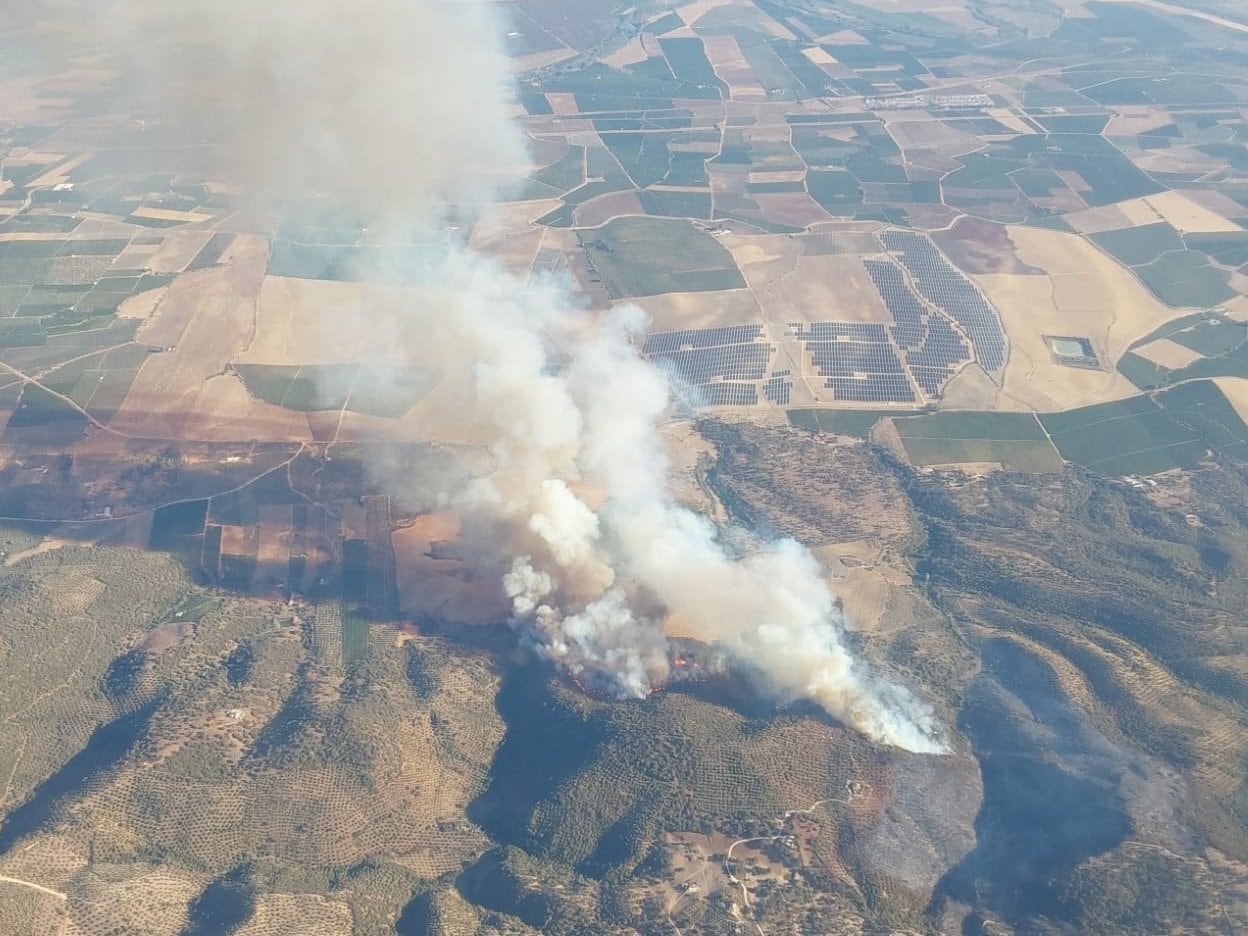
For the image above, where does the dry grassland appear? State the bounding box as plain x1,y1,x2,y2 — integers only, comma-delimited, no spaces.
747,169,806,183
1133,337,1204,369
703,34,766,100
602,34,650,68
114,286,167,321
184,374,313,442
754,253,892,328
1176,188,1248,224
546,92,580,116
724,231,803,290
1221,295,1248,322
1143,189,1244,233
1214,377,1248,424
1131,144,1228,176
755,191,833,227
660,420,724,519
28,154,91,190
802,46,839,65
628,287,763,332
676,0,736,26
237,277,357,365
975,224,1183,410
1061,204,1135,236
1104,108,1176,136
940,361,1002,409
573,190,645,227
112,236,268,438
470,197,559,263
392,511,508,625
129,206,214,225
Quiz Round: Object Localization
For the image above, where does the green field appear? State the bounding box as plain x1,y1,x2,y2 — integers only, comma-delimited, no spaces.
1134,251,1236,308
234,363,439,417
787,408,918,438
900,436,1065,471
341,606,371,665
893,411,1049,441
1040,382,1248,474
890,411,1063,470
1089,222,1183,266
1119,314,1248,389
790,386,1248,476
1169,319,1248,356
576,217,745,298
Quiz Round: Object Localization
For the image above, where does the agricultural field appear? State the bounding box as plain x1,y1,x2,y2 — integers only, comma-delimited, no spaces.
5,1,1248,935
889,410,1065,472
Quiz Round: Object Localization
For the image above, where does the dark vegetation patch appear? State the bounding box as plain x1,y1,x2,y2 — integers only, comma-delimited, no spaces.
576,217,744,298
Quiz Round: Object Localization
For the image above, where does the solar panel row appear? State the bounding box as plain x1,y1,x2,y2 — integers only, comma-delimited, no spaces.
863,259,926,349
700,382,759,406
643,324,764,354
825,375,915,403
881,230,1007,372
763,376,792,405
649,344,773,384
809,343,906,375
789,321,889,343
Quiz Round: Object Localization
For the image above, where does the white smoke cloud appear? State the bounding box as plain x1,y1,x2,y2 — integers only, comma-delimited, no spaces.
27,0,947,753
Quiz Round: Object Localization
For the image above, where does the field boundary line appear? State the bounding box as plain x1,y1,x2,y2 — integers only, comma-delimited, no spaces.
0,874,68,900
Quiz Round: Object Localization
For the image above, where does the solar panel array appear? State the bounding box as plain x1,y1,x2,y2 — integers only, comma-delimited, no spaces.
643,325,772,407
643,325,764,354
701,383,759,406
764,370,792,404
880,229,1007,372
864,259,970,398
789,322,916,403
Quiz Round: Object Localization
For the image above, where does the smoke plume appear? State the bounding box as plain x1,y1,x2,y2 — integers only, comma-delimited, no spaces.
30,1,946,753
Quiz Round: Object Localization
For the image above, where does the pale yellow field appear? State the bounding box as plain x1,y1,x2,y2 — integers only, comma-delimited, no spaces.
1117,197,1166,228
703,34,766,100
724,231,804,290
470,198,553,275
986,110,1033,134
1009,224,1183,359
676,0,736,26
236,276,362,366
1133,337,1204,370
627,287,764,332
1062,203,1135,235
747,169,807,183
974,224,1181,410
1214,377,1248,425
129,206,214,224
1221,295,1248,322
145,230,216,274
28,154,91,189
1143,189,1244,233
113,236,270,438
822,28,870,44
802,46,838,65
761,254,892,326
1104,108,1176,136
114,285,168,320
181,373,311,443
392,511,508,625
602,33,650,68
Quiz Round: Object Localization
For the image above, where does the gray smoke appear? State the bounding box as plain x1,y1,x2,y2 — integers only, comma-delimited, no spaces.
27,0,947,753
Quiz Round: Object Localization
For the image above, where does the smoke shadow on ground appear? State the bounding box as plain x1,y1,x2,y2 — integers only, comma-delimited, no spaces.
464,662,608,848
931,637,1132,929
0,697,164,856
